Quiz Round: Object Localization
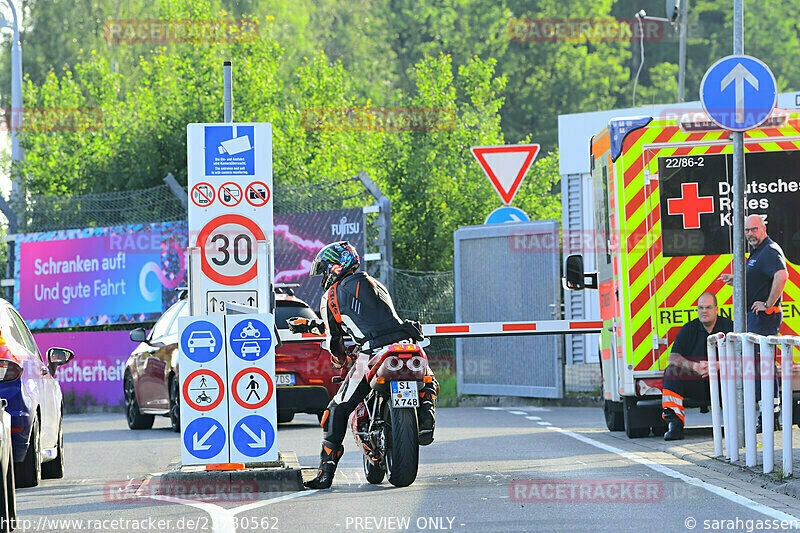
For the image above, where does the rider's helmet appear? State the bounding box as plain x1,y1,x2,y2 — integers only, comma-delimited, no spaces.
310,241,360,291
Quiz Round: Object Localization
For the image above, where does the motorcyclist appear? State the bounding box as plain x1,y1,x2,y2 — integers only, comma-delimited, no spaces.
288,241,438,490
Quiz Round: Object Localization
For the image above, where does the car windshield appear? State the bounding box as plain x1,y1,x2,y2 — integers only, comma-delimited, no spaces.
192,332,213,339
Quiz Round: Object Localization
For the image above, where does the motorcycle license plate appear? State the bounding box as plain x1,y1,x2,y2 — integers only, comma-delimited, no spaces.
276,374,296,386
390,381,419,408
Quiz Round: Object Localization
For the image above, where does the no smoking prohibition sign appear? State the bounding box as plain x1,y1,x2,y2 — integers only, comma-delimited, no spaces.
245,181,270,207
219,182,243,207
191,183,215,207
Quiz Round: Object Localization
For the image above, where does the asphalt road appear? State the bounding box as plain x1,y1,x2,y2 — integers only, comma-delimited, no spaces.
12,407,800,532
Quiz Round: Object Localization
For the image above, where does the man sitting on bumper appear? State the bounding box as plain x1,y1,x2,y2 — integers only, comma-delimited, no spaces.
662,292,733,441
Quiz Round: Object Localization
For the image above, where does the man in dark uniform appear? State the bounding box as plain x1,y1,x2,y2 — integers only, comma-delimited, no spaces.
662,292,733,440
719,214,788,419
287,241,438,489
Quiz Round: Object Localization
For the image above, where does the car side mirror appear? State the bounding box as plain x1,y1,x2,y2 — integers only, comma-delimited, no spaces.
563,254,598,290
130,328,148,343
47,347,74,367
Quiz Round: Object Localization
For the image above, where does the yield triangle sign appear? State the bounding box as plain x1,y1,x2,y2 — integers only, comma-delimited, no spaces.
470,144,540,205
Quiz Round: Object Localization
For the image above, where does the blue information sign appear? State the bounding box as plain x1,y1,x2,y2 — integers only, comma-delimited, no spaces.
180,320,224,363
183,418,226,460
229,319,272,361
204,125,255,176
232,415,275,457
700,55,777,132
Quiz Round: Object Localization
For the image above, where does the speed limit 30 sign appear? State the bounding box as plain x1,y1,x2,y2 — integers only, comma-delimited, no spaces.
187,123,274,314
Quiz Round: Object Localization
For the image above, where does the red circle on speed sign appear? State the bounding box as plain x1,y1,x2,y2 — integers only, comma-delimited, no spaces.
182,369,225,412
197,214,266,285
231,367,274,409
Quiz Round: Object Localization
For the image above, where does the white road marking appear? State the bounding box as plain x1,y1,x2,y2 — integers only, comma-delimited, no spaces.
483,407,505,410
536,422,552,426
508,411,528,415
150,490,319,533
548,426,800,522
525,416,542,421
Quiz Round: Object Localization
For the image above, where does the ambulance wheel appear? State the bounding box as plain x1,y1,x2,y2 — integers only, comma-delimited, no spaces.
603,400,624,431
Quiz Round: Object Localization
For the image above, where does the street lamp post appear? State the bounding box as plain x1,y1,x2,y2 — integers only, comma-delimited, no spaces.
0,0,22,200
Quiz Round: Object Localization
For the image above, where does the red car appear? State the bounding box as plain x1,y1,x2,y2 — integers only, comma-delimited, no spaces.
124,289,338,431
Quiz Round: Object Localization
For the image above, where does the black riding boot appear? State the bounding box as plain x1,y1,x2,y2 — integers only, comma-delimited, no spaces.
304,440,343,489
663,408,684,441
417,382,438,446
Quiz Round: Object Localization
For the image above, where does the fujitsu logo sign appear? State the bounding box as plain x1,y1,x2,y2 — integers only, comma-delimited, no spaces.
331,216,360,237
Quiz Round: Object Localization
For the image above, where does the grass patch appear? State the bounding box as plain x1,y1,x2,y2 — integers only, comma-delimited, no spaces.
437,370,458,407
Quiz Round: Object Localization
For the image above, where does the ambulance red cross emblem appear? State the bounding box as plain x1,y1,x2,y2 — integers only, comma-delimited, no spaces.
666,182,714,230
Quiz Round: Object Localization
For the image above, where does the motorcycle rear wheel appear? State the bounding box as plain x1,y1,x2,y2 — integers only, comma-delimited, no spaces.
385,404,419,487
362,454,385,484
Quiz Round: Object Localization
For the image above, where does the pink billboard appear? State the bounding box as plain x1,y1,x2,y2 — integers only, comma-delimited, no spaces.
33,330,133,408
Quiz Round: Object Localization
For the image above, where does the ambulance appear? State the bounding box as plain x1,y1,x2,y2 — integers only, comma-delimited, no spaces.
564,110,800,438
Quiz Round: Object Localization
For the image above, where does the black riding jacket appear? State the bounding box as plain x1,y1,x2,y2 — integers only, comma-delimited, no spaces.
320,272,422,358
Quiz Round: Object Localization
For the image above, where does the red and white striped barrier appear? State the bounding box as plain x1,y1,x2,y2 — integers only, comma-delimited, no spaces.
277,319,603,343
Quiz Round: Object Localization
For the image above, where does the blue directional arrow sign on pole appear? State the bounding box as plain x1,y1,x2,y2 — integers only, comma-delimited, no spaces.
232,415,275,458
700,55,777,132
485,206,530,225
183,418,226,460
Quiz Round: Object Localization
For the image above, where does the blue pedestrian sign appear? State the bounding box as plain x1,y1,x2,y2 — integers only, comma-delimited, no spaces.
183,418,226,460
232,415,275,457
485,206,530,225
700,55,777,132
180,320,224,363
229,319,272,361
204,125,255,176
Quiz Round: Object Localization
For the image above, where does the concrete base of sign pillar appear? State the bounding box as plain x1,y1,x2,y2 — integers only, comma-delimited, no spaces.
154,451,305,495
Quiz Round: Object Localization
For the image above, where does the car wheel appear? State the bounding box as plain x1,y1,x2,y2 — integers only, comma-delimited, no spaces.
41,415,64,479
15,416,40,488
277,411,294,424
169,377,180,433
124,374,155,430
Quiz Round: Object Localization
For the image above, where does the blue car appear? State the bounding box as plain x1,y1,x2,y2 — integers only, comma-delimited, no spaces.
0,300,74,488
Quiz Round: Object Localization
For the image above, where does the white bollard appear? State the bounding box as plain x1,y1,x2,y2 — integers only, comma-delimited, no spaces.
760,336,775,474
726,334,739,462
742,334,758,467
719,335,734,460
780,338,795,477
707,333,725,457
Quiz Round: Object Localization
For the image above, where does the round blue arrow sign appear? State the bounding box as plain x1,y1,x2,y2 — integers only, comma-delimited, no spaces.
485,206,530,225
183,418,226,460
232,415,275,457
700,55,777,132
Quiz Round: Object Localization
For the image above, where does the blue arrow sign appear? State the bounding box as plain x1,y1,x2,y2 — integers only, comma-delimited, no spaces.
700,55,777,131
485,206,530,225
229,319,272,361
232,415,275,457
183,418,226,460
180,320,224,363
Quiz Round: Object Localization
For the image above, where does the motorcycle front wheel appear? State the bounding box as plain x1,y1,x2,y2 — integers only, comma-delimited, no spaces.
384,403,419,487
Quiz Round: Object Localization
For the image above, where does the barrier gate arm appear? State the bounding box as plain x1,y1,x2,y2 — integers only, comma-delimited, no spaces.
276,319,603,342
